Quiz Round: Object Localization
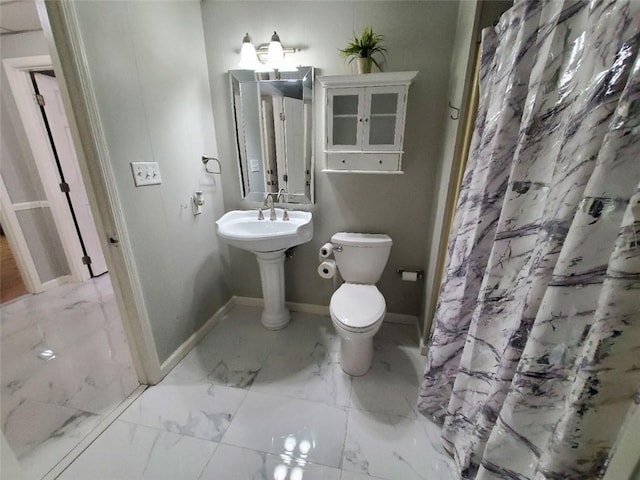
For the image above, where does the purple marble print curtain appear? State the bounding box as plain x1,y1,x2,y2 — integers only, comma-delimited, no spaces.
419,1,640,479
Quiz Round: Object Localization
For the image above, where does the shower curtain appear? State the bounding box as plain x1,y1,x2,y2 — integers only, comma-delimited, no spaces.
419,1,640,479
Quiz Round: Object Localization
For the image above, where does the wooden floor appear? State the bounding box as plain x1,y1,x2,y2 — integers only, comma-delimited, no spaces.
1,233,28,304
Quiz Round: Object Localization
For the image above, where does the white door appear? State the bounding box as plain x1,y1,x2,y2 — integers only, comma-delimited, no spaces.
270,96,286,192
283,96,304,194
33,72,108,276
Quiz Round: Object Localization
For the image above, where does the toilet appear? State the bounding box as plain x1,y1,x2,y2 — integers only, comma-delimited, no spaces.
329,232,392,376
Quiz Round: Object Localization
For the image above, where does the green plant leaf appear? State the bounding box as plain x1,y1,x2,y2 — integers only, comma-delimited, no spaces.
339,26,387,68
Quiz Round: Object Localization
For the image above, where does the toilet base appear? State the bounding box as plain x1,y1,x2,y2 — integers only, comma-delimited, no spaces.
339,336,374,376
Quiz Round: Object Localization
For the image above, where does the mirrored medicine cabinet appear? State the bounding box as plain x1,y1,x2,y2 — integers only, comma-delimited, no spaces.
229,67,314,204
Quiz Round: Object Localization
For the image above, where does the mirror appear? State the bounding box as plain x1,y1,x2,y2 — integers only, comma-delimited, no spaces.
229,67,314,204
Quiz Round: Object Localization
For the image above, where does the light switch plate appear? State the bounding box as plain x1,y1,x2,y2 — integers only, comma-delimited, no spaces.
131,162,162,186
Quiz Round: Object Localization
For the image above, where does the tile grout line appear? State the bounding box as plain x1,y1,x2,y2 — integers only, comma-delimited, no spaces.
188,310,349,471
216,437,344,473
193,307,422,474
42,384,147,480
62,306,429,479
195,441,220,480
214,380,252,446
50,304,447,479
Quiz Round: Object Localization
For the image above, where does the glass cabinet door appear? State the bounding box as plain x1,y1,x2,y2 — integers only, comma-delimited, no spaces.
327,89,363,150
363,86,405,151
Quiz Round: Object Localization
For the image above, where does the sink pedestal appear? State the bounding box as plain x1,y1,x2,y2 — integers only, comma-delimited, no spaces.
216,208,312,330
255,250,290,330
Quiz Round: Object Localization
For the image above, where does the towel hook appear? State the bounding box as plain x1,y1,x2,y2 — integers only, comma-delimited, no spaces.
448,101,460,120
202,155,222,174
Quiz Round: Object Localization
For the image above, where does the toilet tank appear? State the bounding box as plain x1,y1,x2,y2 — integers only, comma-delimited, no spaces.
331,233,392,284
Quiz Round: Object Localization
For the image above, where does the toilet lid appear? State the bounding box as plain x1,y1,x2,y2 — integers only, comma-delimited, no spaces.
330,284,385,329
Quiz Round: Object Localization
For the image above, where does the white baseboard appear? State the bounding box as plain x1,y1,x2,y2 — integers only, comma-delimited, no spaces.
286,301,330,316
232,296,418,326
384,312,418,325
159,297,235,376
232,296,264,308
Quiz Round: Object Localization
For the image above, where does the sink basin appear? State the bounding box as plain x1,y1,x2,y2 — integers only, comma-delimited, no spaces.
216,208,313,253
216,208,313,330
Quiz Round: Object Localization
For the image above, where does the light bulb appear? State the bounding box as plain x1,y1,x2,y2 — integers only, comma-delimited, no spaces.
239,32,259,69
267,31,285,68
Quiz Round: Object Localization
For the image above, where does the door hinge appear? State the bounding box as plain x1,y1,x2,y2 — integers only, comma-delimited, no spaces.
82,255,92,265
279,112,286,121
283,174,288,182
59,182,70,193
35,93,46,106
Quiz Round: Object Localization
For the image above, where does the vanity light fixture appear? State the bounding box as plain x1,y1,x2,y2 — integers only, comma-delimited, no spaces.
237,31,300,71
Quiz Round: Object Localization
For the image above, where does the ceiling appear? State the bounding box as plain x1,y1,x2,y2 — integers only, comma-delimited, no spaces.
0,0,41,35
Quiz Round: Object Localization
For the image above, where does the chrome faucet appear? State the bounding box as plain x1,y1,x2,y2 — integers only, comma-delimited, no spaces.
276,189,290,221
264,193,277,221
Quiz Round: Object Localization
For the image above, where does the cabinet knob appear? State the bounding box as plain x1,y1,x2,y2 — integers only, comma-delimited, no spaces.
358,118,363,122
365,118,369,122
342,159,346,164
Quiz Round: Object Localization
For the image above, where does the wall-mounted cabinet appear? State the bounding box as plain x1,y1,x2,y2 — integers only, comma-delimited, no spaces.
318,71,417,173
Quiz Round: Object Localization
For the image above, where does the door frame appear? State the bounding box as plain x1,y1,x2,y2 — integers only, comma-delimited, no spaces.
3,55,90,289
31,0,162,384
0,176,39,294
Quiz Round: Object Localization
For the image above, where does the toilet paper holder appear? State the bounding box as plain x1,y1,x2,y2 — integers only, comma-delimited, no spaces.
396,268,423,280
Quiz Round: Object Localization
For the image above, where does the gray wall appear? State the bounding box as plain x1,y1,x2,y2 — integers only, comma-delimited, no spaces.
479,1,513,33
420,1,481,339
70,0,231,362
203,1,460,316
1,31,71,283
421,0,513,341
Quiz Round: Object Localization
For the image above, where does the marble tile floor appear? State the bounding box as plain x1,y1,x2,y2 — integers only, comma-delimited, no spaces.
59,305,456,480
0,275,139,479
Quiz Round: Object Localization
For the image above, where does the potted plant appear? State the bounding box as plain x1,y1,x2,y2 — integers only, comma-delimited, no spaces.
339,26,387,74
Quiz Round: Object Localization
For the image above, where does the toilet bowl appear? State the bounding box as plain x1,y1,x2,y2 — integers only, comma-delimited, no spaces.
330,283,386,376
328,233,392,376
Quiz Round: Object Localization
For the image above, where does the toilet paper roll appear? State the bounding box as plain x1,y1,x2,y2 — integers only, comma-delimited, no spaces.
401,271,418,282
319,242,334,258
317,259,336,279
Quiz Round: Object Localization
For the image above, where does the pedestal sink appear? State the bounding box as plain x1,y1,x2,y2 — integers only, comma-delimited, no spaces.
216,208,313,329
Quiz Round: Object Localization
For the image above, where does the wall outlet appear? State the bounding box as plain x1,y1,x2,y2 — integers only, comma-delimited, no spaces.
131,162,162,186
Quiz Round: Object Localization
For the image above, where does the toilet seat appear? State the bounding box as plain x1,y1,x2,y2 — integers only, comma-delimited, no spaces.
330,284,385,332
